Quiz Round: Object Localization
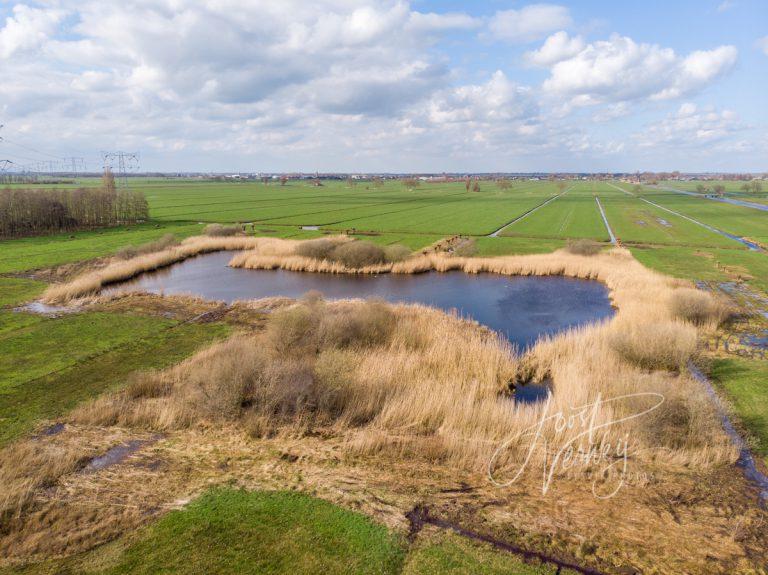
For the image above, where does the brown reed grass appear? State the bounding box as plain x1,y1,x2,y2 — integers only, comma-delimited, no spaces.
41,236,301,303
47,235,734,473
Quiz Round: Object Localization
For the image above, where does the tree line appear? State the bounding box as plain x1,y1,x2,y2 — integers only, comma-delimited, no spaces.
0,172,149,238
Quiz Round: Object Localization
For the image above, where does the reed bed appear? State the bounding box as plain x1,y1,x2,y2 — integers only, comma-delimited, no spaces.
48,235,735,474
41,236,301,303
71,271,735,475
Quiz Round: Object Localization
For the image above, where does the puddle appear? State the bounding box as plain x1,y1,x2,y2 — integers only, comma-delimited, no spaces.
514,380,552,404
36,422,65,437
301,226,320,231
18,301,79,316
81,437,160,474
656,218,672,227
102,251,615,351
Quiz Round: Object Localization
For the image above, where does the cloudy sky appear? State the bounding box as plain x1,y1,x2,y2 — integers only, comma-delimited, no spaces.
0,0,766,172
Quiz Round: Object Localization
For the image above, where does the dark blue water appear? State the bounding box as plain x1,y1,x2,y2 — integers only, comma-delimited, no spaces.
104,251,614,350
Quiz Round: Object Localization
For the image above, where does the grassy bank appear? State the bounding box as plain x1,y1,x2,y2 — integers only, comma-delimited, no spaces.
0,314,229,445
710,357,768,466
0,222,205,275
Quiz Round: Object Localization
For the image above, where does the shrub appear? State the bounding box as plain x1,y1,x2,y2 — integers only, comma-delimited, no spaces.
609,321,697,371
266,304,321,355
319,300,396,348
565,239,602,256
125,370,170,399
116,234,178,260
312,349,358,417
669,288,732,327
383,244,411,263
453,238,477,257
204,223,242,237
330,241,386,268
294,238,336,260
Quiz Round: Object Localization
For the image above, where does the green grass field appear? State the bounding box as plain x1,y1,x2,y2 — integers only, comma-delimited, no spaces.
659,180,768,206
0,310,230,445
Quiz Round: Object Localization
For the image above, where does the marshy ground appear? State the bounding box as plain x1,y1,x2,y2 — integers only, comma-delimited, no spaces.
1,179,767,574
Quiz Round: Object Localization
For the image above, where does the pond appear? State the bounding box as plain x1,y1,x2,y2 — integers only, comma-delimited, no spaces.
104,251,614,351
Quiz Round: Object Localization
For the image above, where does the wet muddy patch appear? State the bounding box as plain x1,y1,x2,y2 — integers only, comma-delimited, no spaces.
81,436,162,474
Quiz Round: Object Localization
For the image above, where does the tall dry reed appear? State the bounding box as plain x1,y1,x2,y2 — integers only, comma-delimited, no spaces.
42,236,301,303
57,236,734,474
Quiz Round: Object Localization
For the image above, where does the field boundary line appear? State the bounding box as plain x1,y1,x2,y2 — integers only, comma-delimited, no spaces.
594,197,616,245
488,186,573,237
607,183,763,252
653,185,768,212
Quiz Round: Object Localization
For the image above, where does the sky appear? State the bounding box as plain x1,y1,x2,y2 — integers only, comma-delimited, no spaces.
0,0,766,173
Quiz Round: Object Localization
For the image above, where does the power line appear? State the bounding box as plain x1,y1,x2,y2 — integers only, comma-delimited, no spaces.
2,137,66,161
101,151,140,187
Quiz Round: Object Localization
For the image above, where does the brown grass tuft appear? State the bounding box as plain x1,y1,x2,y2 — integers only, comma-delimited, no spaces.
203,223,242,237
565,238,603,256
116,233,179,260
608,320,698,371
669,287,733,327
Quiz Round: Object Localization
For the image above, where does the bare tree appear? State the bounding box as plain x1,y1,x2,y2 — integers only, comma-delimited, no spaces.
0,177,148,238
280,176,288,186
713,184,726,197
472,180,480,193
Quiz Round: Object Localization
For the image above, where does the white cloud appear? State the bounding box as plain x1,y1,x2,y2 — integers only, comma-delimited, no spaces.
541,34,737,106
524,31,584,66
717,0,737,12
757,36,768,56
636,103,743,148
426,71,537,124
488,4,572,44
0,4,63,59
0,0,758,172
406,11,481,33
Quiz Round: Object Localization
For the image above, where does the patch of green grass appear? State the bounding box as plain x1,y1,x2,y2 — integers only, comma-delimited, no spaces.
502,185,608,241
0,222,204,274
630,245,768,294
0,311,43,338
0,319,228,445
98,489,405,575
710,357,768,465
0,312,176,391
633,187,768,244
474,237,565,256
0,278,47,307
403,533,564,575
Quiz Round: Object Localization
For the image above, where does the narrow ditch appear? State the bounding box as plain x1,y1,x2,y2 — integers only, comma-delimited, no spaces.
487,187,572,238
594,196,616,245
606,183,763,252
405,505,613,575
688,362,768,507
